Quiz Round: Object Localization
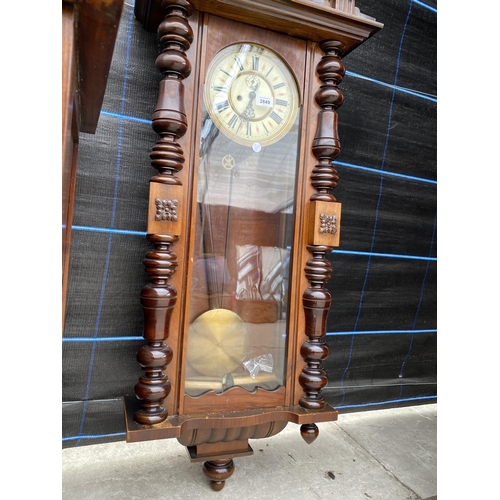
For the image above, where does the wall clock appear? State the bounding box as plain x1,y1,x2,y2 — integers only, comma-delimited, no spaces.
125,0,382,491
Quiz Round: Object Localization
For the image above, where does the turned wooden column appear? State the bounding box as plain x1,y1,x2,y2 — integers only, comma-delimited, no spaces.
134,0,194,425
299,40,344,443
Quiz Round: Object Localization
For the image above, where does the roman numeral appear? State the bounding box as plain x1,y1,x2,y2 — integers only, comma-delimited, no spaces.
262,122,269,134
219,68,232,77
246,121,252,136
216,100,230,112
213,85,229,93
273,82,286,89
252,56,259,71
234,56,244,71
275,99,288,107
228,114,239,129
270,111,282,124
265,66,274,77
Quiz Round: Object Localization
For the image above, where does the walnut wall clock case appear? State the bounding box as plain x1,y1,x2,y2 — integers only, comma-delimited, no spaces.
124,0,382,491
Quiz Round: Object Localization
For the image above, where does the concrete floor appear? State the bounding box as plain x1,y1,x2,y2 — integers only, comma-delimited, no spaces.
62,403,437,500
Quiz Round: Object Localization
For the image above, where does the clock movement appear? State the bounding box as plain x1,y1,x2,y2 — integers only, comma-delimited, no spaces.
124,0,382,491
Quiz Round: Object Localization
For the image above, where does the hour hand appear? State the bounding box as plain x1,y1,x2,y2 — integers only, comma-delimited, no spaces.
243,92,256,119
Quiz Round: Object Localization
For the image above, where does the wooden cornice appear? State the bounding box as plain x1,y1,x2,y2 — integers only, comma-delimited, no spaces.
134,0,382,55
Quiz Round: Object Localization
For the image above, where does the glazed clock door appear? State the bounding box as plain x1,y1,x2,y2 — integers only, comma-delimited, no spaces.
183,18,307,411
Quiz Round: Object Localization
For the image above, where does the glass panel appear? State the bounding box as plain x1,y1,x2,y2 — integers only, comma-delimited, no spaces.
185,45,301,398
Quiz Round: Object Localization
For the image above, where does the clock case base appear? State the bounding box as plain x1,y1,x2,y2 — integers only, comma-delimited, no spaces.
124,394,338,489
124,394,338,444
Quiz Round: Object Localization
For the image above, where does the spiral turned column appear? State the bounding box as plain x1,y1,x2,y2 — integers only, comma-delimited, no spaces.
134,0,194,425
299,40,345,443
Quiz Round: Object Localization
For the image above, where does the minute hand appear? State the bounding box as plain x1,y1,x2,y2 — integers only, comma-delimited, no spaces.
242,91,257,119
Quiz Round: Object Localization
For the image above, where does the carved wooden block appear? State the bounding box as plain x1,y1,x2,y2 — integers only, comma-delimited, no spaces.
148,182,183,235
308,200,341,247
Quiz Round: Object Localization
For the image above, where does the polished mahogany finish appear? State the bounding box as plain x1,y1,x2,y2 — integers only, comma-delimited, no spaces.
125,396,338,442
203,459,235,491
134,0,194,425
298,39,346,440
126,0,382,490
135,0,382,54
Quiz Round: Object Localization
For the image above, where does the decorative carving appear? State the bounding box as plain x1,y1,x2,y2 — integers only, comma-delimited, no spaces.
155,198,179,221
177,421,287,446
319,213,337,234
137,1,383,50
309,200,341,247
134,0,194,425
329,0,356,14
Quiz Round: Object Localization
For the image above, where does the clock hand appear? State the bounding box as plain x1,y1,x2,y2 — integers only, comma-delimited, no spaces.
241,74,261,118
243,91,256,119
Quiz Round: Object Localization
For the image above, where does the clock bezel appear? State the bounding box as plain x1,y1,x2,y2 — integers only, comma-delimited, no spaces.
203,42,301,147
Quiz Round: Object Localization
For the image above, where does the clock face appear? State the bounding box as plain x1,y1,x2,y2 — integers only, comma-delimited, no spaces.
204,43,300,147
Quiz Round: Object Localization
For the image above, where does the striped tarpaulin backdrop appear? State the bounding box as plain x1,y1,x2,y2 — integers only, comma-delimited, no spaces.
62,0,437,448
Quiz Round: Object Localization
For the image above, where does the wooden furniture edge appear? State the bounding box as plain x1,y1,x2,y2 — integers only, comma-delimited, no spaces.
62,0,124,332
124,394,338,443
66,0,125,133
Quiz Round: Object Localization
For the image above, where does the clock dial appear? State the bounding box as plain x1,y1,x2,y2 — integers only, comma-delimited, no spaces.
204,43,300,147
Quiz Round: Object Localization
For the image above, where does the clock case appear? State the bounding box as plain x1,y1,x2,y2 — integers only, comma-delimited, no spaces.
124,0,382,490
